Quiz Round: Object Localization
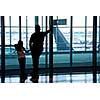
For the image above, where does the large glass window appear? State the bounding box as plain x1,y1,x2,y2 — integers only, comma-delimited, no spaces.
5,16,10,26
2,16,99,53
27,16,35,27
73,16,85,27
5,28,10,45
11,27,19,45
0,16,100,83
11,16,19,26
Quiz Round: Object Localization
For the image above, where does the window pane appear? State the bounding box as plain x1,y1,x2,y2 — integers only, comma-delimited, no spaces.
5,28,10,45
27,16,35,27
27,27,35,48
86,28,93,51
0,27,1,45
39,16,42,27
11,27,19,45
22,28,26,48
21,16,26,26
73,16,85,26
5,16,10,26
11,16,19,26
87,16,93,26
73,28,85,51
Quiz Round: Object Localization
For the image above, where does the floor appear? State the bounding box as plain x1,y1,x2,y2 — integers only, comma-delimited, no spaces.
1,73,100,83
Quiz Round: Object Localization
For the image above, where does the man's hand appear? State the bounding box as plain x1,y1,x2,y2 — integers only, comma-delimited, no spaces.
47,29,51,33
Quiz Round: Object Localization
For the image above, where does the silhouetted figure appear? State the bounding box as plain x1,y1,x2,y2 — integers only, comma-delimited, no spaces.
29,25,50,83
14,40,28,83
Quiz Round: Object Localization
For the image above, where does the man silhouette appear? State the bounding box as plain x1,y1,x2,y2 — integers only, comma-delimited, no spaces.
29,25,50,83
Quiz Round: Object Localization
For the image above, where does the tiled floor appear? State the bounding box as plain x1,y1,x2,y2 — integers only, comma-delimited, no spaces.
1,73,100,83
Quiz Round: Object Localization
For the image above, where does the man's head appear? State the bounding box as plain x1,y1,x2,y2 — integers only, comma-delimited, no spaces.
35,25,40,32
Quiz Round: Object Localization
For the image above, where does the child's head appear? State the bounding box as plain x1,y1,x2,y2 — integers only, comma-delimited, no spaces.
14,44,19,51
18,40,23,46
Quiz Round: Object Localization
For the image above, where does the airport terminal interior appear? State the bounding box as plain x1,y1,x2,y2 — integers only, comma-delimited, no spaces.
0,16,100,83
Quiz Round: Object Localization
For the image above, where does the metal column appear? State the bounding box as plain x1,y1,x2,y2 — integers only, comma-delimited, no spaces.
1,16,5,83
35,16,38,25
26,16,28,49
9,16,11,48
70,16,73,66
45,16,48,83
49,16,53,83
19,16,21,40
85,16,87,51
70,16,73,83
99,16,100,52
93,16,97,83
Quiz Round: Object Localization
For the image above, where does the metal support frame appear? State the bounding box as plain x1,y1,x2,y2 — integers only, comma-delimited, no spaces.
85,16,87,51
45,16,48,83
1,16,5,83
19,16,21,40
26,16,28,49
70,16,73,66
93,16,97,83
35,16,38,25
70,16,73,83
99,16,100,52
9,16,12,51
49,16,53,83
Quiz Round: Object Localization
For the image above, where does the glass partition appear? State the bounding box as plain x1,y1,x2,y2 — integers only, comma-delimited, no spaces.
0,16,100,83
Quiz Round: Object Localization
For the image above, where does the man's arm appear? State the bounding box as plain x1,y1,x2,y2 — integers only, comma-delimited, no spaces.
29,34,34,49
44,29,51,36
29,35,32,47
46,29,51,33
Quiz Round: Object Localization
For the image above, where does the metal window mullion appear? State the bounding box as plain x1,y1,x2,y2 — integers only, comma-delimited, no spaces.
99,16,100,52
49,16,53,83
26,16,28,49
85,16,87,51
35,16,38,25
1,16,5,83
45,16,48,83
19,16,21,40
9,16,12,53
42,16,43,31
56,16,58,44
70,16,73,66
70,16,73,83
93,16,97,83
9,16,11,46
